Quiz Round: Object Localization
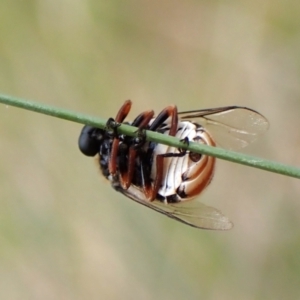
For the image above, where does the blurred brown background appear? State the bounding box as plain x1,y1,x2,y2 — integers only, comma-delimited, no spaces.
0,0,300,299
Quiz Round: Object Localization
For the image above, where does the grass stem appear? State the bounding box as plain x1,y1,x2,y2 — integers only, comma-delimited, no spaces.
0,93,299,179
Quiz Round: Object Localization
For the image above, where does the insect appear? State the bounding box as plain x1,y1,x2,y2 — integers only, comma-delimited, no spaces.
78,100,269,230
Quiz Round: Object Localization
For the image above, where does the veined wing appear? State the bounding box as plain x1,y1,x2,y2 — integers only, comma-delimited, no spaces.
178,106,269,150
119,186,233,230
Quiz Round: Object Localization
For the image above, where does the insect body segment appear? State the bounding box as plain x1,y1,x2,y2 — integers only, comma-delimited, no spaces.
78,101,268,230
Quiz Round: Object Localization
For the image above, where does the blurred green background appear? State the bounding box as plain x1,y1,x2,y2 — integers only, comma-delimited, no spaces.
1,0,300,299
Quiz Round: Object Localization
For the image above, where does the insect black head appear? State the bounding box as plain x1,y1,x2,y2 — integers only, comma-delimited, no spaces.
78,125,105,157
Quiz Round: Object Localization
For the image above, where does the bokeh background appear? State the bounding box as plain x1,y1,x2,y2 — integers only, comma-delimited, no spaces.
0,1,300,299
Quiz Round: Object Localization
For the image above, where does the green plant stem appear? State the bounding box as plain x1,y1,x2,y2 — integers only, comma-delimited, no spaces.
0,93,300,179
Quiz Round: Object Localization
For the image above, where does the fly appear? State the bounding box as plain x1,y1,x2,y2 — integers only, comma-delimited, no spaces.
78,100,269,230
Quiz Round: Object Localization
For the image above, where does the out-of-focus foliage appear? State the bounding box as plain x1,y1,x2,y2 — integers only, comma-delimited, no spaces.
0,0,300,299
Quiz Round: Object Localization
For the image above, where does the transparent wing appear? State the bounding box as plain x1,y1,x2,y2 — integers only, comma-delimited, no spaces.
120,187,233,230
151,200,233,230
178,106,269,150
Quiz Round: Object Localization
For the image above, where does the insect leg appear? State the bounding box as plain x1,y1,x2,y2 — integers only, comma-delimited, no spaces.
109,100,132,175
142,105,180,201
161,137,190,158
149,105,178,136
140,154,164,201
119,110,154,189
152,110,190,158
